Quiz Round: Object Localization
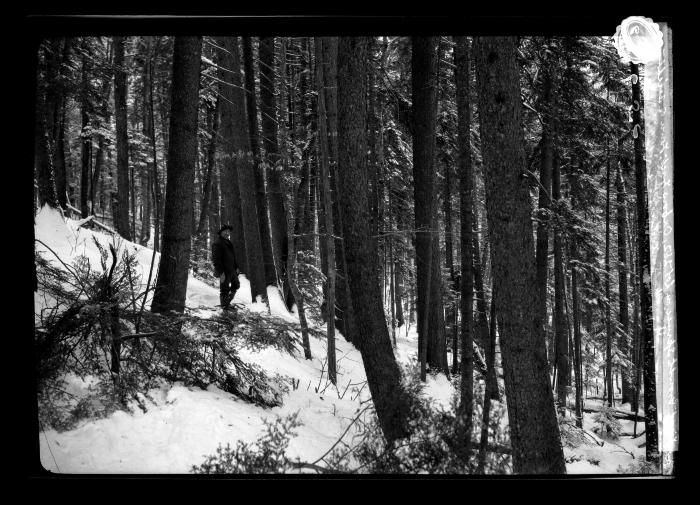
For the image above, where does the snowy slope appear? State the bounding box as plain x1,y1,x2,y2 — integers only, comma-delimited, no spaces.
35,206,454,474
34,206,644,474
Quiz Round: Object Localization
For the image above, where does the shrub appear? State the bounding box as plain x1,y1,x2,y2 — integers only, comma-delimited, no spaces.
592,405,622,439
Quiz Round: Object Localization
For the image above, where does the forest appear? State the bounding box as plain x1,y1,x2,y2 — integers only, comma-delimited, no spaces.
33,33,666,475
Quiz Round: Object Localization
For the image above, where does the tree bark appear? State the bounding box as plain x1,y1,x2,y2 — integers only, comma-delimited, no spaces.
412,36,449,378
80,40,93,220
535,42,554,365
315,37,337,384
455,36,474,458
616,162,633,405
243,37,277,289
215,37,249,276
553,153,568,413
35,40,61,209
474,36,566,474
113,36,131,239
338,36,411,444
195,96,219,241
322,36,358,344
259,37,292,302
605,146,613,408
139,37,154,246
477,295,498,473
151,36,202,313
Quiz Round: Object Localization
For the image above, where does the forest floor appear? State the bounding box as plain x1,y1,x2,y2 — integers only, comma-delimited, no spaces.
34,206,646,475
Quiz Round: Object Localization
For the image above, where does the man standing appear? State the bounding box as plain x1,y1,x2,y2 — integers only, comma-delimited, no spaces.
212,225,240,309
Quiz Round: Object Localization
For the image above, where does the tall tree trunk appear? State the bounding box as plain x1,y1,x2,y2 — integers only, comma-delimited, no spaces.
338,36,411,444
195,96,219,242
315,37,337,384
52,38,72,210
570,163,584,428
259,37,292,302
474,36,566,474
553,153,568,413
472,209,500,401
445,159,458,373
605,146,613,408
215,37,248,276
394,258,405,328
209,161,221,251
322,36,358,344
35,40,61,209
571,256,584,428
151,37,202,313
477,295,498,473
80,41,92,220
616,163,633,405
54,95,68,210
148,37,162,252
114,36,131,239
276,37,297,311
243,36,277,289
631,62,659,464
140,37,153,246
412,36,449,378
535,43,554,365
454,36,474,458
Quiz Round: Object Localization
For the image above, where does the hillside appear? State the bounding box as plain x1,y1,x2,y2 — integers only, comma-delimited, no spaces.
34,206,645,474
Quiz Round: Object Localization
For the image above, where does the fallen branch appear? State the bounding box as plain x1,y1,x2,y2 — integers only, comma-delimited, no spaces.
65,203,118,235
119,332,159,342
583,406,643,422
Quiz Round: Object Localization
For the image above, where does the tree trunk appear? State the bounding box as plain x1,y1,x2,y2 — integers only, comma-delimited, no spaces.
243,37,277,289
315,37,337,384
473,203,500,401
616,162,633,405
35,40,61,209
477,295,498,473
215,37,249,277
455,36,474,458
289,165,313,360
150,37,202,313
140,37,153,246
535,43,554,365
338,36,411,444
605,146,613,408
147,38,162,252
195,96,219,241
208,159,221,252
553,153,568,413
113,36,131,239
80,42,92,220
276,37,297,311
631,62,659,465
394,258,405,328
474,36,566,474
259,36,292,302
412,36,449,378
52,39,72,210
445,158,457,373
54,92,68,210
322,36,358,344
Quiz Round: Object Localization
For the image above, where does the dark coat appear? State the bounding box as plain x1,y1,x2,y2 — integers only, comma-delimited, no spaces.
212,235,238,276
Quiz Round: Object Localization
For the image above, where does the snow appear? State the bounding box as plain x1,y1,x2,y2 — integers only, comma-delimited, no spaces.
34,205,647,474
563,399,646,474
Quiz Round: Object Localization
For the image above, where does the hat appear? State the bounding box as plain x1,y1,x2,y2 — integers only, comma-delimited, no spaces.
218,225,233,235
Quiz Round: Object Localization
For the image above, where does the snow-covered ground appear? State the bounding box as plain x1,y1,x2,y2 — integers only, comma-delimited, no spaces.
34,206,645,474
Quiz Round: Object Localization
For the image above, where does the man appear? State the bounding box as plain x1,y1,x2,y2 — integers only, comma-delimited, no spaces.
211,224,240,309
